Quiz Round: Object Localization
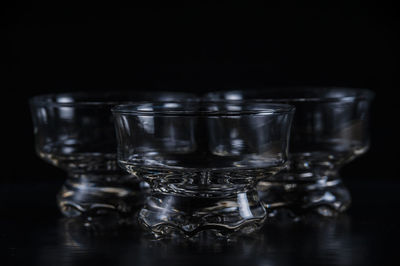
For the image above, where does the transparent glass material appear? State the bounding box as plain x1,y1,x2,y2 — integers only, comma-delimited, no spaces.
113,101,294,238
206,88,374,216
30,91,195,218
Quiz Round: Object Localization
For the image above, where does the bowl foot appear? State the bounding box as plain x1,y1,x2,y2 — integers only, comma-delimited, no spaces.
57,173,149,218
258,177,351,217
138,190,266,239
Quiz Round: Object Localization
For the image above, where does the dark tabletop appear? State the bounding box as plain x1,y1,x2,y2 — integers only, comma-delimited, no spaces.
1,177,399,266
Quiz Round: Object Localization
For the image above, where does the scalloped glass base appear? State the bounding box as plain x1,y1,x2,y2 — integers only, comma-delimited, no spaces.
258,177,351,217
57,173,149,218
138,190,266,239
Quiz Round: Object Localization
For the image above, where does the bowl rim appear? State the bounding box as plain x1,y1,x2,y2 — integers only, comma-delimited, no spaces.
111,101,296,116
29,91,198,107
205,87,375,103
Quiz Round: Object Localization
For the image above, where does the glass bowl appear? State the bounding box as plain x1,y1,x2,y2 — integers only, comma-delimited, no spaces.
206,87,374,216
30,91,196,218
112,101,294,238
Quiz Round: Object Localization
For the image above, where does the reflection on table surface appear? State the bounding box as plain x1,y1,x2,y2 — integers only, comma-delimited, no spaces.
55,214,354,266
1,178,399,266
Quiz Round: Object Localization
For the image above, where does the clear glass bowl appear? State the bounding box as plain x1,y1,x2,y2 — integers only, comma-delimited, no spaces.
112,101,294,238
206,87,374,216
30,91,196,218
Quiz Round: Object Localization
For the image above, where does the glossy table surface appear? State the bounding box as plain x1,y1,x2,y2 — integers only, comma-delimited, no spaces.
1,177,399,266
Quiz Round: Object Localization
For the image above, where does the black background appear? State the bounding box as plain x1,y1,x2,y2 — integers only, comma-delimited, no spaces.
2,4,399,183
2,4,400,266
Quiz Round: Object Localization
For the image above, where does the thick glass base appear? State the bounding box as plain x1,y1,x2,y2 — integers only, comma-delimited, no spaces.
258,175,351,217
58,173,149,218
138,190,266,239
